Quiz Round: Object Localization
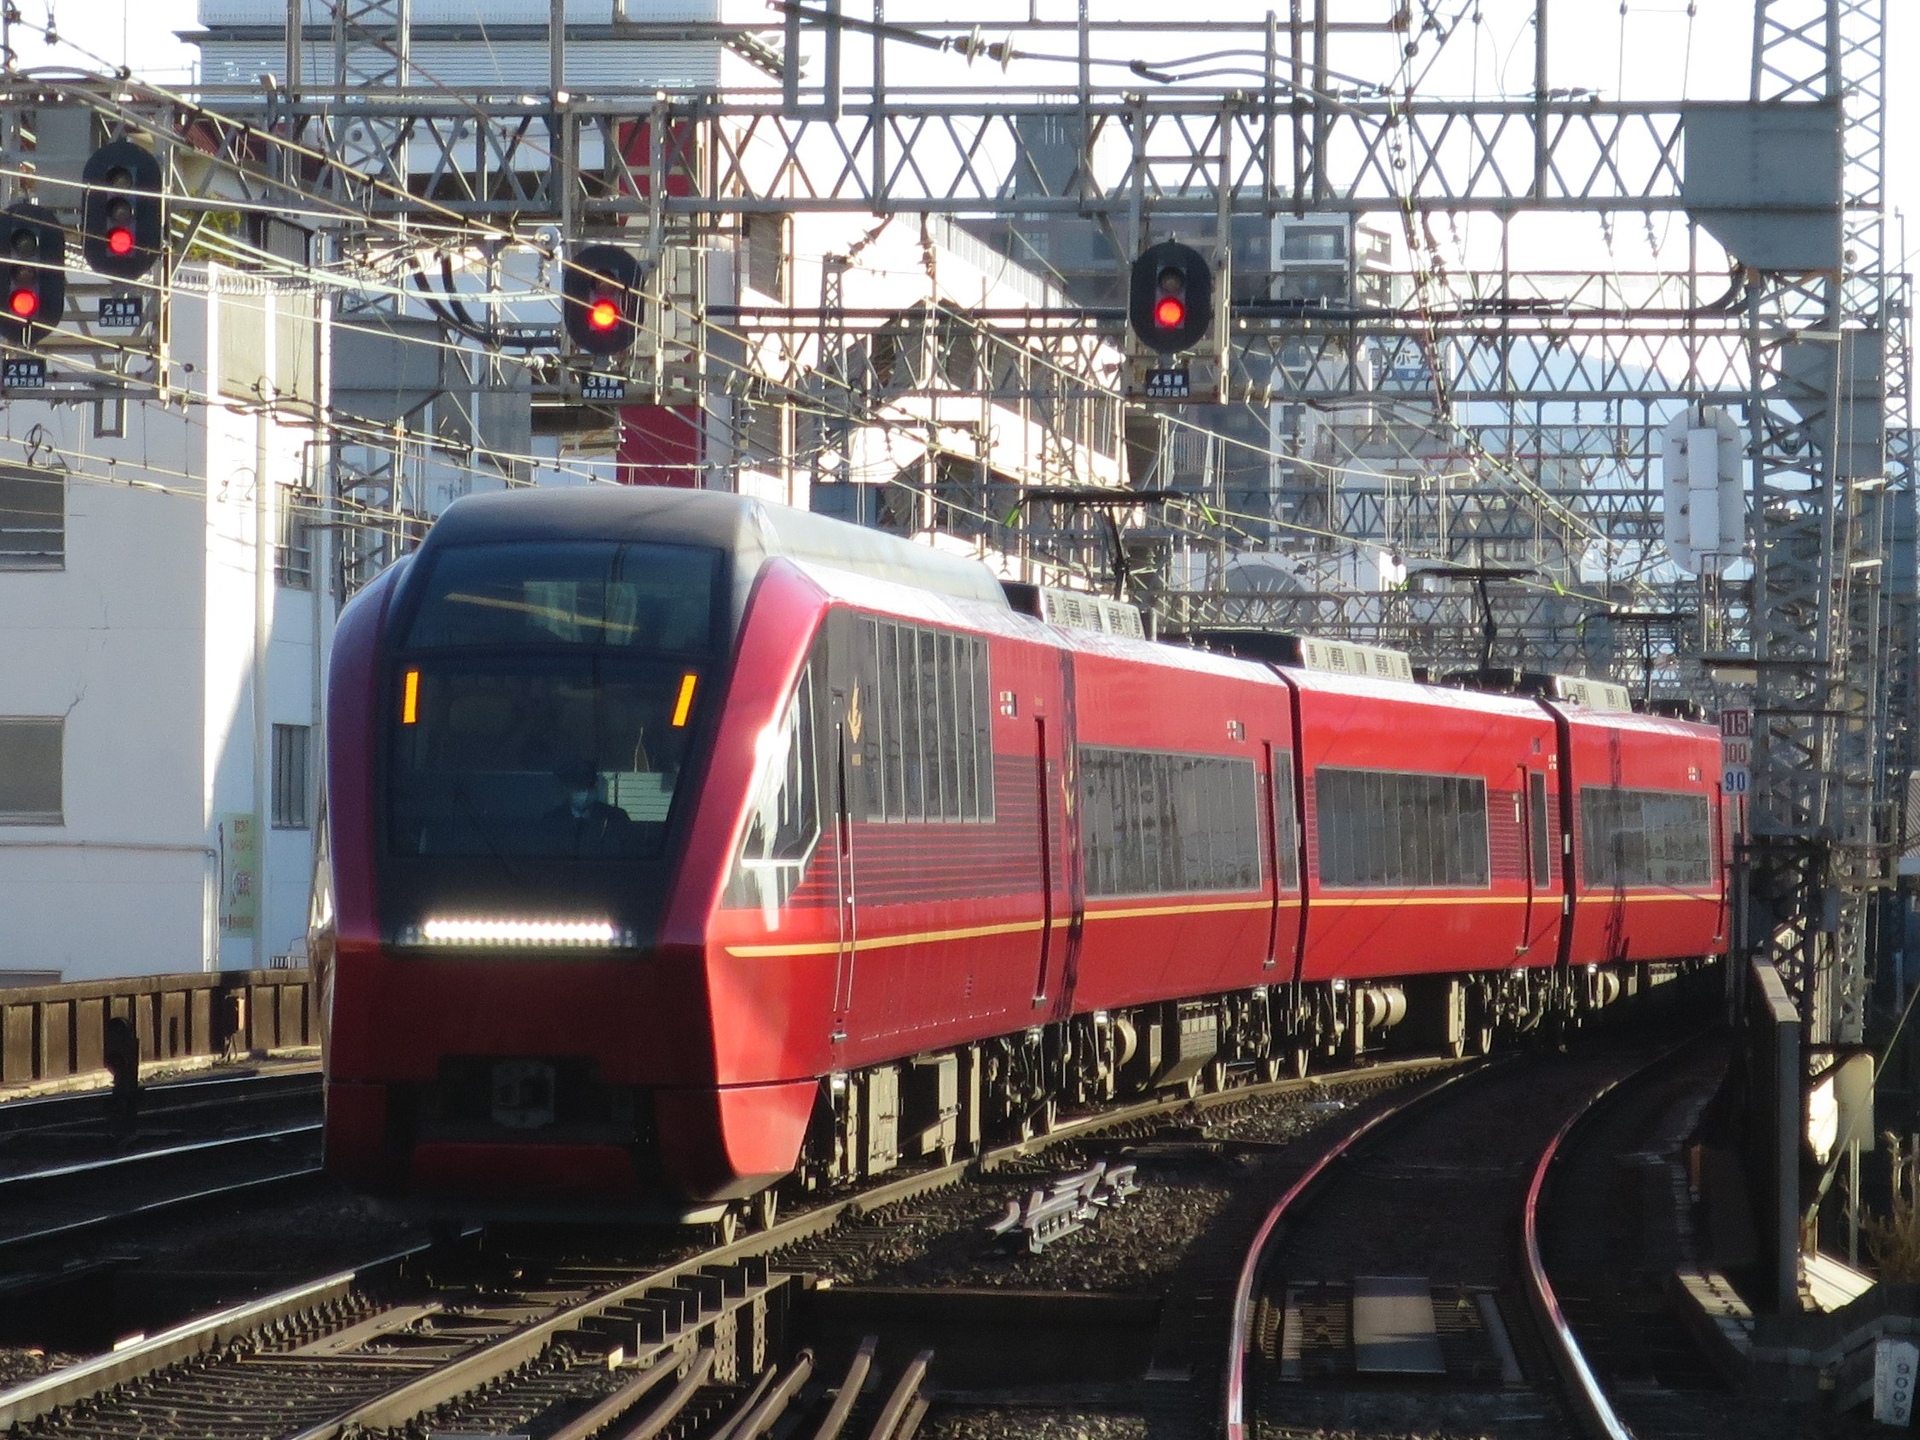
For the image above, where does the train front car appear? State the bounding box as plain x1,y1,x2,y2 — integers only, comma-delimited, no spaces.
320,487,953,1220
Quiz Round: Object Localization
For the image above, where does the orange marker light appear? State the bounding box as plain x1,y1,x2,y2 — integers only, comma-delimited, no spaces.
1153,294,1186,329
588,296,619,331
671,673,698,727
402,669,420,724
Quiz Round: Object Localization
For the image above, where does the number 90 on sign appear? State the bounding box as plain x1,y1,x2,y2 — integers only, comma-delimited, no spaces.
1723,767,1750,795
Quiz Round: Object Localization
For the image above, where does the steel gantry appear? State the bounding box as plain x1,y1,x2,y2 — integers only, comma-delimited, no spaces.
1730,0,1904,1047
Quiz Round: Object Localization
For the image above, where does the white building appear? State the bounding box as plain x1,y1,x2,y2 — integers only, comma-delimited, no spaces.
0,267,331,982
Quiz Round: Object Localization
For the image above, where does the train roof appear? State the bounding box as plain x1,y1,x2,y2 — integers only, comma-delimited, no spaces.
1550,703,1719,741
424,487,1011,623
790,561,1571,717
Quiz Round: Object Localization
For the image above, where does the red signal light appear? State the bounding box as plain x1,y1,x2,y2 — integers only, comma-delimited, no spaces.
107,227,134,257
8,286,38,319
1153,294,1186,329
587,296,620,331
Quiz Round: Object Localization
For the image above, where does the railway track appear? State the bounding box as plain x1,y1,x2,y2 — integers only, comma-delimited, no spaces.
1224,1034,1730,1440
0,1069,324,1258
0,1068,319,1152
0,1055,1455,1440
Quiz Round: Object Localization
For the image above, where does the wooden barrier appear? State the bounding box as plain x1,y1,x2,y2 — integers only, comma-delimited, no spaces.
0,970,317,1088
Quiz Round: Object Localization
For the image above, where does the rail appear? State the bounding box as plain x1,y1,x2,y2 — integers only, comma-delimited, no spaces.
0,1121,325,1253
1220,1063,1481,1440
1521,1075,1644,1440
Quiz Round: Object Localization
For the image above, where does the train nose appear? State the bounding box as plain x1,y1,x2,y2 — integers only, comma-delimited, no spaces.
325,1056,819,1211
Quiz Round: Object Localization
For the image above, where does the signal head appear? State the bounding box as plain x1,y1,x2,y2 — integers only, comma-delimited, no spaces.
81,140,163,282
0,202,65,347
563,243,642,357
1128,240,1214,356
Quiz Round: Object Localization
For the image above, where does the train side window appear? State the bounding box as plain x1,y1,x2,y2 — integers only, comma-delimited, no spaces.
1314,766,1490,889
851,615,996,824
878,622,905,821
971,639,993,817
1078,746,1261,897
724,661,822,913
1530,772,1551,885
1580,786,1710,888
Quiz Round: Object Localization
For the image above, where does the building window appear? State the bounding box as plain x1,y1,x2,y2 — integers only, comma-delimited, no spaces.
276,484,314,590
1314,767,1489,889
1580,786,1711,889
0,466,63,571
852,617,994,823
1282,225,1346,263
272,724,311,829
0,717,62,825
1079,747,1262,898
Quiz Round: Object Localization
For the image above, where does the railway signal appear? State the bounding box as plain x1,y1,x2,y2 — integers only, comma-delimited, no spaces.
1128,239,1213,354
81,140,164,281
0,203,65,348
562,243,641,356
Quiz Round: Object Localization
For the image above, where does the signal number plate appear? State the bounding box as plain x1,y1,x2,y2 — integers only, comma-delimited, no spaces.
1144,365,1191,399
3,357,46,388
98,297,143,329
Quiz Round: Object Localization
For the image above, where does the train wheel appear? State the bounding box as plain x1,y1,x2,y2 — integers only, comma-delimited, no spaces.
713,1205,743,1247
1259,1056,1285,1084
1206,1060,1229,1094
753,1189,780,1233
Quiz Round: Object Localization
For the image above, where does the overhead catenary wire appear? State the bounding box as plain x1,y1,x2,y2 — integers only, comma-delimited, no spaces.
0,6,1707,642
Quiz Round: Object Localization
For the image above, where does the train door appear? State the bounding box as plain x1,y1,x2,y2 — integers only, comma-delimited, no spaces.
1517,764,1535,954
1262,741,1301,974
1518,764,1553,958
1541,700,1580,973
829,724,857,1047
1033,714,1056,1007
1032,651,1083,1019
826,612,862,1049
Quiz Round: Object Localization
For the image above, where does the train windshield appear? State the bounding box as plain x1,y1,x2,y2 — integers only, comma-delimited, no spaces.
387,540,721,862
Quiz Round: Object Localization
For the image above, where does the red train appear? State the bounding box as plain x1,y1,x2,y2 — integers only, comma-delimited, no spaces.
319,487,1727,1225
